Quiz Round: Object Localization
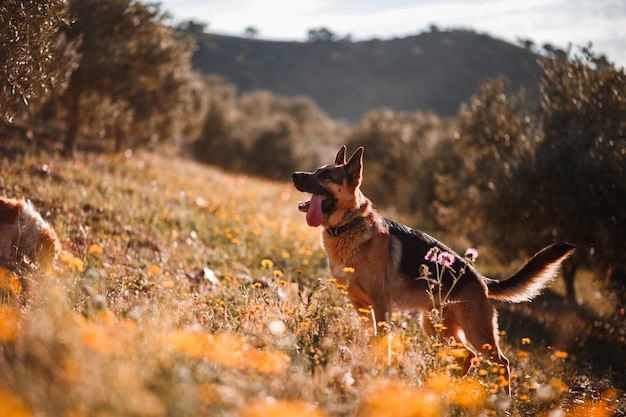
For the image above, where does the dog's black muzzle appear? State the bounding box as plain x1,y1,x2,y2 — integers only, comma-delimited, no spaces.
292,172,326,195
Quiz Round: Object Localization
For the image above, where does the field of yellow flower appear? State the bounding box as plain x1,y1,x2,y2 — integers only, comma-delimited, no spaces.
0,148,624,416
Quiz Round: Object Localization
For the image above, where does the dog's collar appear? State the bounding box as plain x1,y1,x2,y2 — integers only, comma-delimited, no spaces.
326,216,365,237
326,210,364,237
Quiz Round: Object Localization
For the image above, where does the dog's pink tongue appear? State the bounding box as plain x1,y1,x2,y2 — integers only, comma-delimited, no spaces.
306,194,324,227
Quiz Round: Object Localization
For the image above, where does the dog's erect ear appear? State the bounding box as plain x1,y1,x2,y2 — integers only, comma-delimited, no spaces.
334,145,347,165
346,147,364,184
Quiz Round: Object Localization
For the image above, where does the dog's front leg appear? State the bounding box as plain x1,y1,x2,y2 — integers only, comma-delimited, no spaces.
345,288,389,336
369,293,393,337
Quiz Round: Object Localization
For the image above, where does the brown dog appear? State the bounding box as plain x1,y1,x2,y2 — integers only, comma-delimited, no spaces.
292,145,575,385
0,197,60,273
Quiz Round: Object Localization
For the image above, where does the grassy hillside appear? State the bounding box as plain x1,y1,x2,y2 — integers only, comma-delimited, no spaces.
189,29,541,121
1,147,624,416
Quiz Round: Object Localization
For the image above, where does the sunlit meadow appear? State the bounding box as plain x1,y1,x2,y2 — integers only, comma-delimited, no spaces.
0,149,624,416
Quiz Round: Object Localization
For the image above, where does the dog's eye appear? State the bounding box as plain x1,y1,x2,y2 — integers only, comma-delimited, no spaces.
319,171,332,180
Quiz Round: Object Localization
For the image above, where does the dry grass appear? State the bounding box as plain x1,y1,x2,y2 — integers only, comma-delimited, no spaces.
0,148,624,416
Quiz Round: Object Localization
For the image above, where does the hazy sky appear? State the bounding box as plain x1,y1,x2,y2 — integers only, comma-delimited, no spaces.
159,0,626,67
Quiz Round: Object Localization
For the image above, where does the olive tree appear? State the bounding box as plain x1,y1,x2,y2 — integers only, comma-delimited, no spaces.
458,47,626,301
0,0,73,122
59,0,195,156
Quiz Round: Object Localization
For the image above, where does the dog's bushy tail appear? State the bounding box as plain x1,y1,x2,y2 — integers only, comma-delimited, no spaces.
487,242,575,303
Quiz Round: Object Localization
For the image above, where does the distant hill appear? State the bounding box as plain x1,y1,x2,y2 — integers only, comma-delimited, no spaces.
188,29,541,121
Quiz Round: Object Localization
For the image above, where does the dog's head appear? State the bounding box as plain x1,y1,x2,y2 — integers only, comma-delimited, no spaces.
292,145,364,227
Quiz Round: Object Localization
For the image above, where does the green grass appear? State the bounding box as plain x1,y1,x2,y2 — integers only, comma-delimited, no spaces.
0,148,624,416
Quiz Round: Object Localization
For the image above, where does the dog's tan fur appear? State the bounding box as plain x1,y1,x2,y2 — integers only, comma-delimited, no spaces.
0,197,60,272
293,146,575,387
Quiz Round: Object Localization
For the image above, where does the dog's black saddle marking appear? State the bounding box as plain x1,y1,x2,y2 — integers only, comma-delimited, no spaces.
383,217,468,279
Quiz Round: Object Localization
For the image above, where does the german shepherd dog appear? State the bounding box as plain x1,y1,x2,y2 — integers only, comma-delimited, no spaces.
292,146,575,386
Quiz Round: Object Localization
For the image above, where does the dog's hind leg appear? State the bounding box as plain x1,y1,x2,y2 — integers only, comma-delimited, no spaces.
421,310,477,375
455,300,511,393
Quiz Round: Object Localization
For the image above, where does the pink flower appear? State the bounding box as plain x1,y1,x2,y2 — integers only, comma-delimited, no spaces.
425,247,439,263
437,251,455,268
425,247,456,268
464,247,478,261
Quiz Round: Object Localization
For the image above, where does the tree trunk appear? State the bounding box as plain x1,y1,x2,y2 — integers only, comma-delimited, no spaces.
62,93,80,158
114,125,126,154
562,260,578,302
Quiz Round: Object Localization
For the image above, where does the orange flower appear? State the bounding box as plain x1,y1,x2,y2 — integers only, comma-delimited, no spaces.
426,373,488,409
148,264,161,276
554,350,569,359
88,244,103,254
74,311,136,355
0,306,20,342
160,280,175,289
359,379,440,417
0,268,21,294
0,389,33,417
59,252,85,272
168,330,290,374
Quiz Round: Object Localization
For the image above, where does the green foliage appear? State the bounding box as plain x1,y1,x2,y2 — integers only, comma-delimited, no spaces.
456,77,541,250
0,0,74,122
535,46,626,296
59,0,196,156
194,88,343,180
177,20,208,34
243,26,258,38
345,109,456,228
458,77,537,193
307,27,338,42
455,46,626,300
